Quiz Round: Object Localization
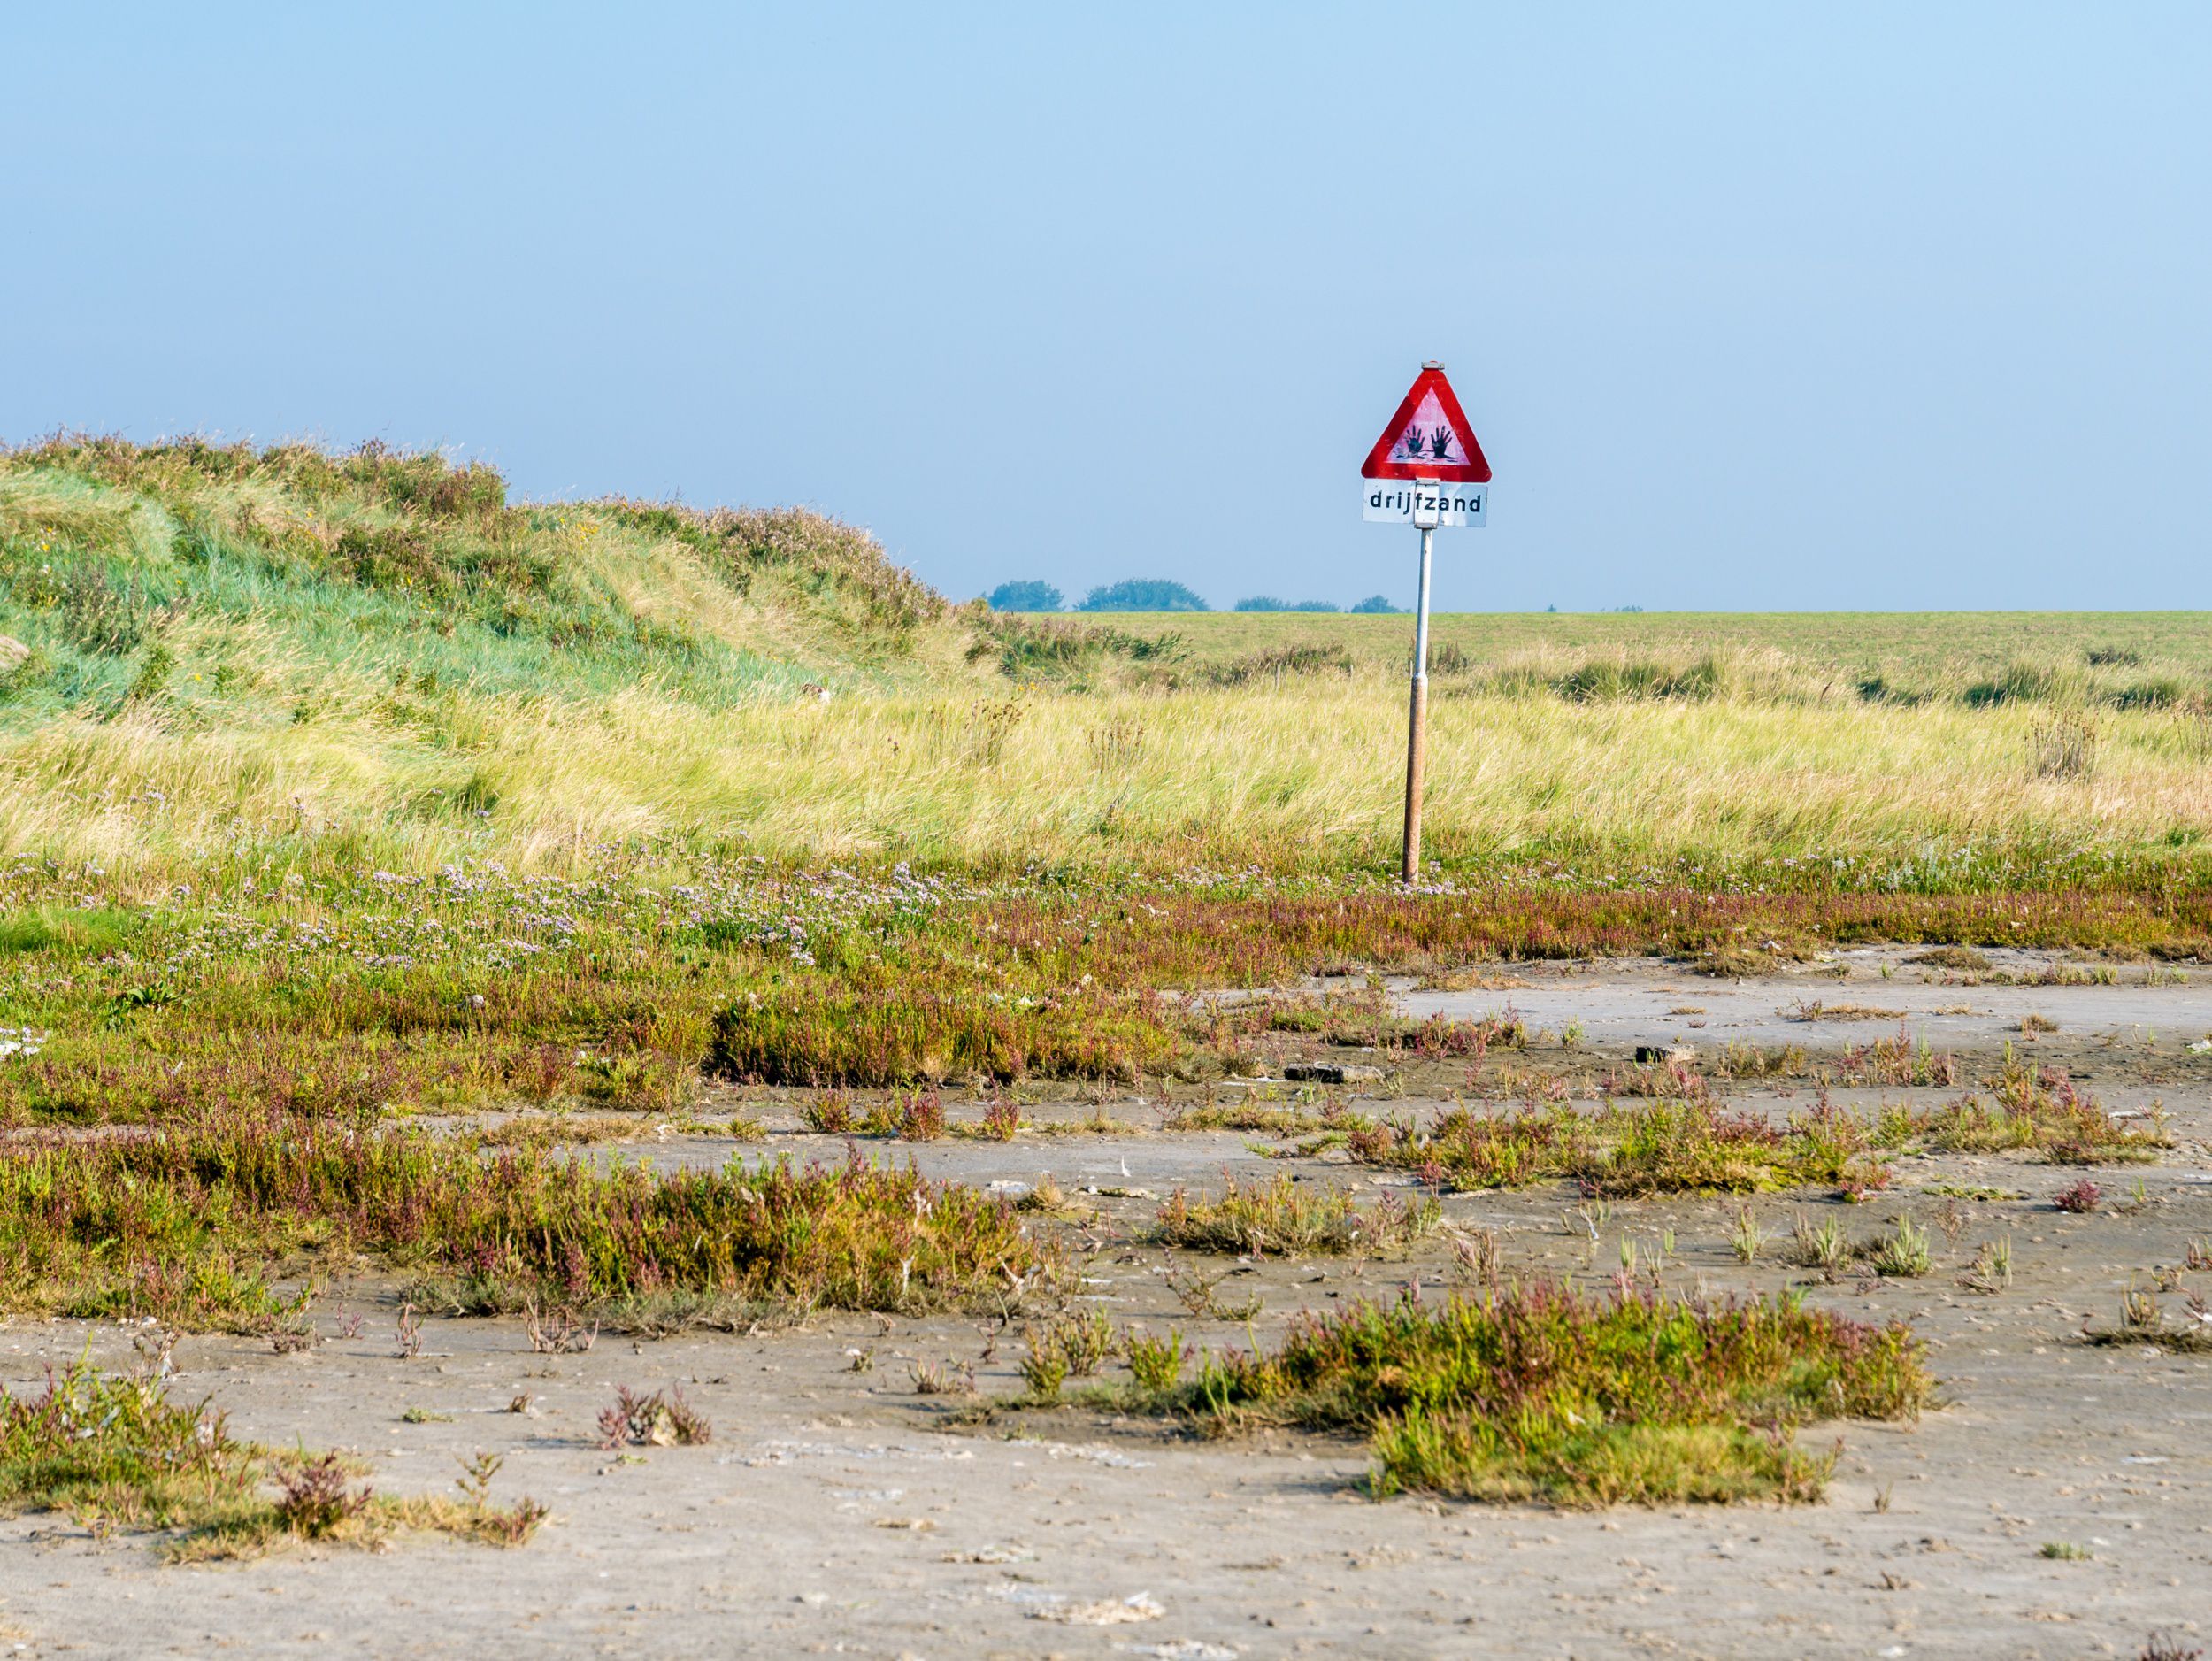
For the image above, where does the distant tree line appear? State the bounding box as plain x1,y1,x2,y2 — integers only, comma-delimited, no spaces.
1076,579,1209,612
987,580,1063,611
985,581,1401,615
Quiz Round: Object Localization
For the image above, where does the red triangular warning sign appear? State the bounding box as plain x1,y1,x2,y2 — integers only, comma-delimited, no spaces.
1360,365,1490,482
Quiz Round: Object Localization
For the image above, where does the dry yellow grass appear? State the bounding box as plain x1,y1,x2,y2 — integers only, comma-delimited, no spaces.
5,670,2206,882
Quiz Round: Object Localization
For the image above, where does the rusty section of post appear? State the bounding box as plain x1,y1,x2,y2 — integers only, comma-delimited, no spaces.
1401,521,1433,885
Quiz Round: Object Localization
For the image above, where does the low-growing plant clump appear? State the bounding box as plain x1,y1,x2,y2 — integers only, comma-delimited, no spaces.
2053,1178,2103,1214
1018,1308,1118,1400
2081,1286,2212,1354
1132,1284,1932,1506
1156,1173,1440,1256
597,1386,712,1450
0,1354,543,1557
0,1352,263,1533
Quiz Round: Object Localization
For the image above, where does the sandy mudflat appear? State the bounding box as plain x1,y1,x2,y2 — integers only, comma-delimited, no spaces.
0,955,2207,1659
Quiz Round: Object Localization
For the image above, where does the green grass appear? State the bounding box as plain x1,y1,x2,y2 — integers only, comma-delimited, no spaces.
1346,1073,2165,1196
1147,1284,1931,1506
1,844,2205,1133
1154,1172,1439,1256
0,1351,265,1531
0,1111,1053,1327
0,905,137,957
0,436,942,720
1070,608,2212,695
0,1352,543,1556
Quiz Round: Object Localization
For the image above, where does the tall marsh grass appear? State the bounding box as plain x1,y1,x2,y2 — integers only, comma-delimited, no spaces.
4,681,2210,885
0,1111,1051,1326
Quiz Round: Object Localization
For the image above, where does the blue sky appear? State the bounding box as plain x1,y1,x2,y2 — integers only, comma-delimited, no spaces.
4,4,2206,611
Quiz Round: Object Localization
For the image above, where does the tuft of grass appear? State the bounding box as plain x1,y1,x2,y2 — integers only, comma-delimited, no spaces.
1156,1173,1439,1257
273,1454,372,1537
1864,1218,1933,1278
907,1357,973,1396
2053,1178,2102,1214
1957,1235,2013,1294
2030,711,2099,781
1791,1213,1851,1273
1909,945,1993,972
596,1386,711,1450
1786,1001,1908,1023
1160,1254,1263,1322
1017,1308,1116,1402
1123,1326,1189,1393
1152,1284,1930,1507
2081,1287,2212,1354
1728,1205,1766,1264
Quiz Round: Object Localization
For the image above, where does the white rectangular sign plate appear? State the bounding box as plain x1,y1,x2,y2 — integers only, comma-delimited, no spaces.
1362,481,1487,527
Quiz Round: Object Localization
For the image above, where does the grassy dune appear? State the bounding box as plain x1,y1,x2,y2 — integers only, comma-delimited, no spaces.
1,435,2207,890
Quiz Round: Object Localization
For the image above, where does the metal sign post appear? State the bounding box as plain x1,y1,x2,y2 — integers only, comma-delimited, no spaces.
1402,489,1440,882
1358,362,1492,887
